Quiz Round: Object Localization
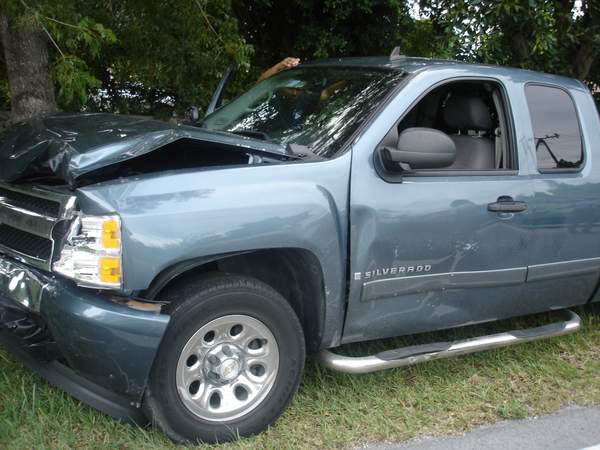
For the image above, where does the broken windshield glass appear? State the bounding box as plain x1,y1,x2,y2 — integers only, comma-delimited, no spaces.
202,67,405,158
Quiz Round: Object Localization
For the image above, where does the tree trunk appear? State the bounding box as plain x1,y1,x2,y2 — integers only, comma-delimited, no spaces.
0,14,56,123
573,38,595,81
507,30,530,68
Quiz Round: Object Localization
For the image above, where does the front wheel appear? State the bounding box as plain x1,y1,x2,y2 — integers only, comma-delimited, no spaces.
144,274,305,443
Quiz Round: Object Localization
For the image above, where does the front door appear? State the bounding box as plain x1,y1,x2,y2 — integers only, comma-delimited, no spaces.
342,77,536,344
342,174,534,343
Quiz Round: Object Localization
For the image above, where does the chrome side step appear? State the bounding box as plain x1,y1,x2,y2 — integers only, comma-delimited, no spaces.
317,310,581,374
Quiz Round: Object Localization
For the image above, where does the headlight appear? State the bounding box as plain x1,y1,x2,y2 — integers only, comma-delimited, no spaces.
53,214,123,289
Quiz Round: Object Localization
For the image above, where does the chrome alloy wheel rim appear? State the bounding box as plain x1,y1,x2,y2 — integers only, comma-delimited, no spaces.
176,315,280,422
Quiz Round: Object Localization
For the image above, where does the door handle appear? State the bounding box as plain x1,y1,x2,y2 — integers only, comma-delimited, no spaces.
488,196,528,213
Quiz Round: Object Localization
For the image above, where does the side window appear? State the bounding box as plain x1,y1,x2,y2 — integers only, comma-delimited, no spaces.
376,80,516,176
525,85,583,170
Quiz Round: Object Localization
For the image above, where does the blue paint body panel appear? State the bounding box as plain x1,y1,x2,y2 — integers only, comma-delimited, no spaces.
75,153,351,347
1,57,600,409
0,256,169,400
0,113,290,186
342,64,600,342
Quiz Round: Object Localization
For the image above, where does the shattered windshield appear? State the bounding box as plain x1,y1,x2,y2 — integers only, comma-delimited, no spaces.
202,67,405,158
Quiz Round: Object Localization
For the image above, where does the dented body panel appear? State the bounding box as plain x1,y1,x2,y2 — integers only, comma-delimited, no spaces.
0,113,289,186
1,57,600,423
0,256,169,400
343,65,600,342
75,153,351,347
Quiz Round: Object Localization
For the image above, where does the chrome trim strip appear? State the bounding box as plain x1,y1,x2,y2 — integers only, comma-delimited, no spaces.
0,183,77,221
317,310,581,374
527,257,600,282
361,267,526,302
0,204,55,238
0,256,48,312
0,183,77,271
0,243,46,264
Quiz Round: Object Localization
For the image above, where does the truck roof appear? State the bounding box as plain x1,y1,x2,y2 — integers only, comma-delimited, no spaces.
301,56,584,89
302,56,461,72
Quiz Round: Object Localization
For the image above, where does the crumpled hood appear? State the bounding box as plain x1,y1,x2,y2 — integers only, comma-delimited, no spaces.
0,112,286,186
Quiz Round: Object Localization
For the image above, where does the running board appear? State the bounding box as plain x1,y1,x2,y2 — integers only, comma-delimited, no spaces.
317,310,581,374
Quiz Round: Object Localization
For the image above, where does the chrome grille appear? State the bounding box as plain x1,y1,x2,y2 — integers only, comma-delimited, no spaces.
0,187,61,218
0,184,76,271
0,224,53,260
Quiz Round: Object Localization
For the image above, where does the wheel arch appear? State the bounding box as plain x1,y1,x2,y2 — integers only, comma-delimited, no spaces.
141,248,327,353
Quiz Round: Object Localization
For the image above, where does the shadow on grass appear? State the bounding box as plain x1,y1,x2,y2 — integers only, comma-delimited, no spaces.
334,303,600,357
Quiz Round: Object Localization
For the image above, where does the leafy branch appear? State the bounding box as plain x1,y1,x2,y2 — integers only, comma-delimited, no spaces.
17,0,116,108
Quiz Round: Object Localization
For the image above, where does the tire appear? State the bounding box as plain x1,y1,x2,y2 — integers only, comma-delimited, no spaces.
144,273,305,443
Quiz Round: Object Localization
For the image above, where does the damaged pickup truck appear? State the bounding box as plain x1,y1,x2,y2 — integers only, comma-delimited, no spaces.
1,50,599,443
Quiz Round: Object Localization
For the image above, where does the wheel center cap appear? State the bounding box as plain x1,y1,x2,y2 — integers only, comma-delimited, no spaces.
219,358,241,381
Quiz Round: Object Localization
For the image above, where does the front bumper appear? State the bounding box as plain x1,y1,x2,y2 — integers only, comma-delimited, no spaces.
0,255,170,422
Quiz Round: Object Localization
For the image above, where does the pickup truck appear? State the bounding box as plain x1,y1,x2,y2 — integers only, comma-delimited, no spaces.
0,49,598,443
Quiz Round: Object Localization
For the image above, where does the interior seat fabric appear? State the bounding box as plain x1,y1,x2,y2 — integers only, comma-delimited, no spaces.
442,95,495,170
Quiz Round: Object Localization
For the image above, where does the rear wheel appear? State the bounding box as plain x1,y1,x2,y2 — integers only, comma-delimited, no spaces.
144,274,305,443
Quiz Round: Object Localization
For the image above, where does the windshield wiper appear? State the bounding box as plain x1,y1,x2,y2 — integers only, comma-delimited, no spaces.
229,130,273,141
286,143,325,161
220,129,324,161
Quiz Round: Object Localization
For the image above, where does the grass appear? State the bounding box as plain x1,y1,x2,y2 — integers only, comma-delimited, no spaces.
1,304,599,449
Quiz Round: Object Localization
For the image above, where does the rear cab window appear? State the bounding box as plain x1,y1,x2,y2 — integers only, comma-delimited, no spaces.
525,84,583,171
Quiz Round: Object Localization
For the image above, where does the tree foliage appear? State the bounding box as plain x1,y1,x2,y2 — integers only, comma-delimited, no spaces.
5,0,117,110
233,0,452,75
83,0,252,115
420,0,600,91
0,0,251,117
0,0,598,120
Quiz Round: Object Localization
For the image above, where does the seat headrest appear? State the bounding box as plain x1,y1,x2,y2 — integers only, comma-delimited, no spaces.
443,95,492,131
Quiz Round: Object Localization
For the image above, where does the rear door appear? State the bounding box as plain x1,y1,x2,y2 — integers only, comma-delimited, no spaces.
522,83,600,305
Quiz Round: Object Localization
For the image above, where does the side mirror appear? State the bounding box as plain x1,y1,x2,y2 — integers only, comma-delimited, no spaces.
185,106,200,123
380,127,456,170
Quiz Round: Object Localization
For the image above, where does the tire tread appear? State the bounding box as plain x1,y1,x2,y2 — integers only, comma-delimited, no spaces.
144,273,305,443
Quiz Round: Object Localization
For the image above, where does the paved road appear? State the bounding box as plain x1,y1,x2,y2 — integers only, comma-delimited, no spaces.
361,406,600,450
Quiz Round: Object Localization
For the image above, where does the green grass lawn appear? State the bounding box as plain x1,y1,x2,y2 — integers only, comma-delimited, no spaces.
1,304,599,449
